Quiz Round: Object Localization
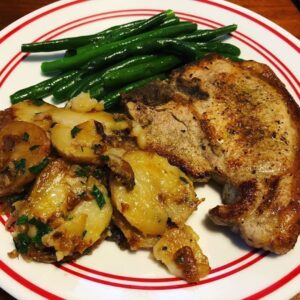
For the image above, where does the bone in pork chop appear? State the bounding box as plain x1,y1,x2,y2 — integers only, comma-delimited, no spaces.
123,55,300,254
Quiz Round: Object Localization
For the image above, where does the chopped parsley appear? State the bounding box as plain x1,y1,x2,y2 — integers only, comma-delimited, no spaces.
29,145,40,151
28,218,51,244
71,126,81,138
29,158,49,174
22,132,29,141
92,168,104,180
14,158,26,174
100,155,109,162
179,176,189,184
16,215,29,225
14,218,51,253
91,185,105,209
75,165,90,177
14,233,31,254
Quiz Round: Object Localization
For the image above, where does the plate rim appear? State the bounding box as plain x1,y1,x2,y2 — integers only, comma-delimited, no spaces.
0,1,299,299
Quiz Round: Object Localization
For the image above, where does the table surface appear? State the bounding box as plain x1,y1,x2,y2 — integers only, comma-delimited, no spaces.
0,0,299,299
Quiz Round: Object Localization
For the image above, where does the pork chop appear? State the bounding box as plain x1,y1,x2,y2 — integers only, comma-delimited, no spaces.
123,55,300,254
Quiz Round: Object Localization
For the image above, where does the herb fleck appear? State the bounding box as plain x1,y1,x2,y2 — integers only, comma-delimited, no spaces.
91,185,105,209
179,176,189,184
92,168,104,180
71,126,81,138
29,158,49,174
14,158,26,174
15,233,31,253
28,218,51,244
75,166,90,177
16,215,29,225
100,155,109,162
82,230,87,238
29,145,40,151
22,132,29,141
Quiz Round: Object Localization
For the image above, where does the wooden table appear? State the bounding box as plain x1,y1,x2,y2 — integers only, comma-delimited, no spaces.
0,1,299,299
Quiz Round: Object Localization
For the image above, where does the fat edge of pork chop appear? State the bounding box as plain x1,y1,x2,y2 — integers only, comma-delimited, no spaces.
170,55,300,254
123,55,300,254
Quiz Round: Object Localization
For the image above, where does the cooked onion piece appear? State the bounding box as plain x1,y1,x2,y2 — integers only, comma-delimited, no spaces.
0,121,50,197
12,159,112,261
153,225,210,283
110,150,200,236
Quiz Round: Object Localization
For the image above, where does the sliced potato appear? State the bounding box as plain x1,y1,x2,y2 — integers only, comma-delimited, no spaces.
153,225,210,283
13,159,112,261
65,92,104,112
11,100,55,130
110,150,200,235
48,108,129,134
51,120,104,164
0,121,50,197
112,210,159,250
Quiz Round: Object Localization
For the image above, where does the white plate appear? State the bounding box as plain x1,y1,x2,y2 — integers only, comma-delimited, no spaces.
0,1,299,299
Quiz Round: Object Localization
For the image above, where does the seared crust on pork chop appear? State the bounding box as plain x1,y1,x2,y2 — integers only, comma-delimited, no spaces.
123,55,300,254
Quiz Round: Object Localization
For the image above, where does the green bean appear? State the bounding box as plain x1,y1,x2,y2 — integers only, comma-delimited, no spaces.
80,9,175,52
81,38,200,74
21,20,143,52
159,16,180,27
69,54,159,99
52,73,83,103
196,41,241,56
64,49,77,57
103,55,182,89
176,24,237,42
103,74,167,109
89,85,105,100
41,23,197,74
10,70,79,104
22,9,176,53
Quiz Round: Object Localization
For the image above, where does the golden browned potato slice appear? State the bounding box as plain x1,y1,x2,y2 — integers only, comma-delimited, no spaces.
11,100,55,130
51,120,103,165
12,159,112,261
112,210,159,250
153,225,210,283
48,108,129,135
110,150,200,236
0,121,50,197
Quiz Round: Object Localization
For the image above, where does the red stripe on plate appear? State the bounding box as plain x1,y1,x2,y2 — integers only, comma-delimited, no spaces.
198,0,300,52
0,216,5,226
243,265,300,300
57,252,268,290
209,249,259,274
0,0,87,44
69,249,259,282
0,260,64,300
69,262,180,282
